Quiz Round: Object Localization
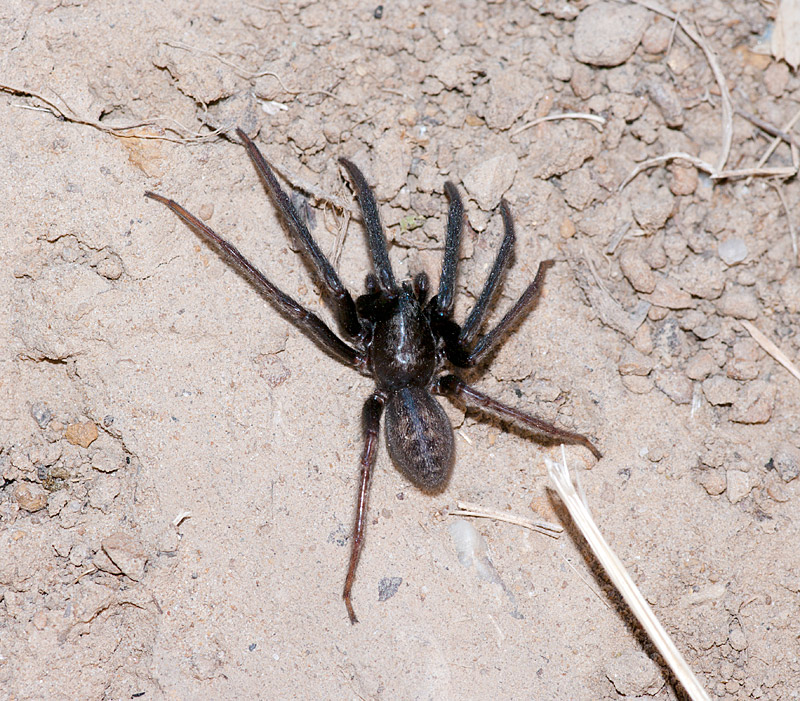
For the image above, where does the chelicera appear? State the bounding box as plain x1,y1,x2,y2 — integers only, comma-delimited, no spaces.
145,128,601,623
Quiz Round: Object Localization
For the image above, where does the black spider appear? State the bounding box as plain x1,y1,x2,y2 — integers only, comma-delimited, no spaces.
145,128,601,624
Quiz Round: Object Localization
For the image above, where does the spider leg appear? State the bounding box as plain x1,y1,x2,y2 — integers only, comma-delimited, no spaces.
458,199,517,347
145,191,364,370
236,129,362,340
459,258,555,367
432,181,464,316
343,393,386,624
339,158,398,296
434,374,601,459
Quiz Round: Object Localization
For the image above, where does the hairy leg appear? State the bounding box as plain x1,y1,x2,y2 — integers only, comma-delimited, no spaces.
145,191,364,370
339,158,398,296
434,374,601,459
343,393,385,623
237,129,361,339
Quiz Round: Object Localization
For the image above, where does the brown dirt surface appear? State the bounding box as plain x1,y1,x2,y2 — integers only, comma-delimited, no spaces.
2,1,799,699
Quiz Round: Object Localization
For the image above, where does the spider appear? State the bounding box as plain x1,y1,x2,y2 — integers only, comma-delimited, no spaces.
145,128,601,624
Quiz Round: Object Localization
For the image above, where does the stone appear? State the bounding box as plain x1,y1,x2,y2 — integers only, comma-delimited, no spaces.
65,421,98,448
642,278,693,309
716,284,760,320
101,532,147,581
697,468,726,496
702,375,738,405
718,238,748,265
772,443,800,482
13,482,48,512
618,346,653,376
685,351,716,380
653,369,693,404
731,381,776,424
631,186,674,232
621,375,652,394
619,248,656,293
669,165,698,196
726,469,751,503
604,649,662,696
463,152,519,210
573,3,650,67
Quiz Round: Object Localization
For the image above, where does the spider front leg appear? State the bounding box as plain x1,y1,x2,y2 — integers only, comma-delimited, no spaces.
434,374,601,459
236,129,362,340
343,393,385,624
144,191,365,370
339,158,398,297
432,181,464,317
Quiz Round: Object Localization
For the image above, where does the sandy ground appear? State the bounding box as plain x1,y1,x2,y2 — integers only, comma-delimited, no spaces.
2,0,799,698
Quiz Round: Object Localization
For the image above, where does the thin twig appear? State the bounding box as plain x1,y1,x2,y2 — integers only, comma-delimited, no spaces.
735,107,800,149
746,104,800,185
160,40,299,92
1,83,224,142
619,151,796,190
511,112,606,138
619,152,715,190
740,320,800,383
768,180,798,264
449,500,563,537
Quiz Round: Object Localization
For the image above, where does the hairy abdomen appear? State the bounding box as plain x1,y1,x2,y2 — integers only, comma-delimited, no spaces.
384,387,454,492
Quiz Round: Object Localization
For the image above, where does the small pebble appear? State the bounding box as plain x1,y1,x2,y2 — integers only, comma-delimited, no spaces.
102,532,148,581
30,402,52,429
646,79,684,127
619,248,656,294
618,346,653,376
697,468,726,496
692,322,720,340
631,186,674,232
65,421,99,448
718,238,748,265
731,381,776,424
641,17,671,54
13,482,48,512
653,369,692,404
95,254,124,280
729,626,748,651
669,165,698,196
772,443,800,482
702,376,738,405
378,576,403,602
726,469,751,504
764,61,790,97
685,351,716,381
463,152,519,210
621,375,652,394
572,3,650,67
715,284,759,320
604,649,662,696
643,278,693,309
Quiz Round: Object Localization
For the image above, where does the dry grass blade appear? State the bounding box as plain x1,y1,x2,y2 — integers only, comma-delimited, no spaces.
546,449,711,701
768,180,798,264
510,112,606,138
747,104,800,185
1,83,223,143
740,320,800,383
449,500,563,537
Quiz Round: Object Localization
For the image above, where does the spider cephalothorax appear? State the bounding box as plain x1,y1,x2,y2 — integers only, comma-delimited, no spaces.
145,128,601,623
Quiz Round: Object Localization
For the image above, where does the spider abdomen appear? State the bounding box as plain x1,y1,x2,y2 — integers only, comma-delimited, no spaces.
384,387,454,493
